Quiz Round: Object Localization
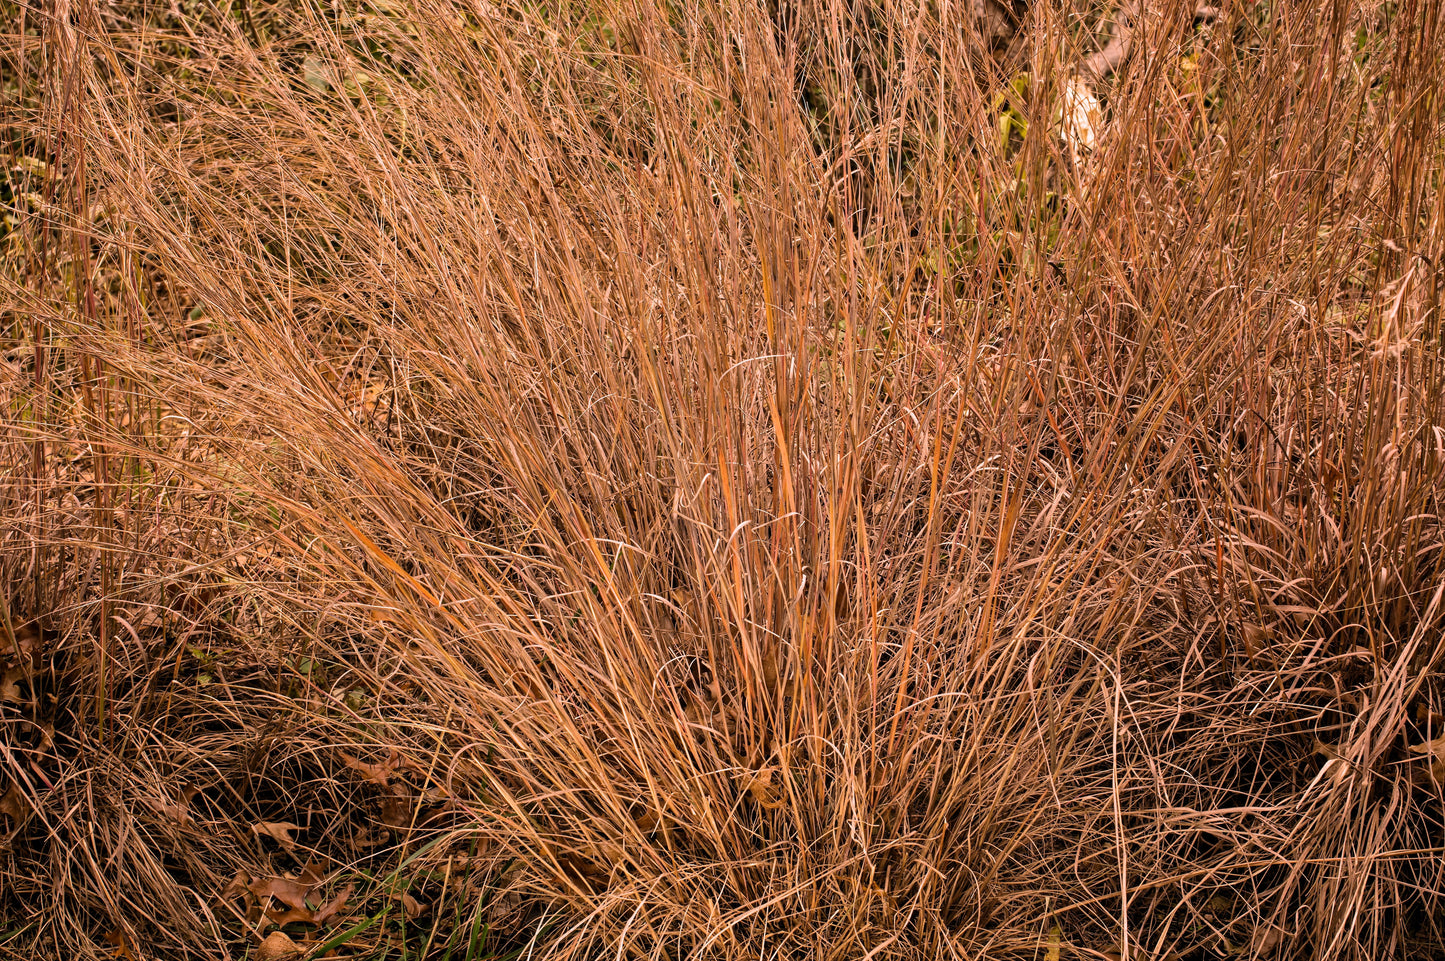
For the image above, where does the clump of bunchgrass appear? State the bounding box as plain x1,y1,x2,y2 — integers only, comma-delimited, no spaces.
2,0,1443,958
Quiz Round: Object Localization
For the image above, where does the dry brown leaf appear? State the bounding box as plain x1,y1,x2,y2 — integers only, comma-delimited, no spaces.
249,876,315,912
760,645,780,689
341,750,402,787
682,696,710,727
630,805,681,841
296,859,328,886
353,826,390,848
265,904,317,926
1410,758,1445,787
393,752,428,776
378,794,413,827
557,851,609,891
146,786,199,826
712,701,738,738
253,820,305,854
313,883,354,924
365,608,410,629
6,623,40,660
22,721,54,753
0,782,30,825
556,841,624,892
394,890,426,919
221,870,252,903
153,800,193,825
1239,622,1274,660
1248,923,1287,955
0,666,24,703
1406,734,1445,786
1407,733,1445,759
103,929,137,961
741,767,784,810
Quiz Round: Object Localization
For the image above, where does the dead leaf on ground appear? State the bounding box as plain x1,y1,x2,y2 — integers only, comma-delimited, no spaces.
740,766,784,810
313,883,354,924
28,720,54,752
420,782,452,804
0,666,25,703
103,929,137,961
365,607,412,629
631,806,664,833
557,841,624,892
249,876,316,912
1407,734,1445,758
151,799,193,825
1247,923,1288,955
682,696,711,727
353,826,390,847
378,794,413,827
1406,734,1445,786
146,785,201,826
5,623,40,661
252,820,305,854
221,871,252,903
297,859,328,886
557,851,609,890
394,890,427,919
341,750,402,787
265,904,317,926
759,645,780,689
716,700,739,728
219,870,261,922
0,782,30,825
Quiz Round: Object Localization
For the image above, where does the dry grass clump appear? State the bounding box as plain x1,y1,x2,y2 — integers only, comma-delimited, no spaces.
2,0,1444,957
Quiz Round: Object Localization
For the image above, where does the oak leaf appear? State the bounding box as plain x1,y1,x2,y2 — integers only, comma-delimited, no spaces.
341,750,402,787
0,782,29,825
353,825,390,848
313,883,354,924
221,870,251,902
395,890,426,919
297,860,327,886
0,666,24,703
1407,733,1445,758
248,876,315,912
1407,734,1445,786
252,820,305,854
378,794,413,827
740,767,784,810
147,786,200,826
265,904,317,926
103,929,137,961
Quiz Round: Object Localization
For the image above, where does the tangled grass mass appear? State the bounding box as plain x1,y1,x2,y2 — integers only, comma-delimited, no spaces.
2,0,1445,958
